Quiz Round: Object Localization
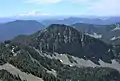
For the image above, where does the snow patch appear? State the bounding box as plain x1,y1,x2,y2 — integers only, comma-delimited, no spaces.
13,53,17,56
60,59,63,63
58,33,60,35
86,33,102,38
111,36,120,41
47,69,57,77
99,59,120,72
11,48,15,54
112,24,120,31
108,49,111,52
69,64,73,67
81,34,84,42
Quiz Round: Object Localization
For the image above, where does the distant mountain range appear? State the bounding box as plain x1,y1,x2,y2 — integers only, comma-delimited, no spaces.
72,23,120,45
0,18,120,46
0,20,44,41
0,24,120,81
1,16,120,24
42,17,120,26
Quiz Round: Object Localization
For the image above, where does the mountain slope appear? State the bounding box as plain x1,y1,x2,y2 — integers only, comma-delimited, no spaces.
11,24,115,64
30,24,115,63
0,40,120,81
0,24,120,81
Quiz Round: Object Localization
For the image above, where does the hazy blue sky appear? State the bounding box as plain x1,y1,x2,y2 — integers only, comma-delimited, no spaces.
0,0,119,17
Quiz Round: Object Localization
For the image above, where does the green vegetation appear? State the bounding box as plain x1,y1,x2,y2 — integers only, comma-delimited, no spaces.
0,70,23,81
0,24,120,81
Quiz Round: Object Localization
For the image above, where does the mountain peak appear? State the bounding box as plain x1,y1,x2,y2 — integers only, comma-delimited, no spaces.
48,24,75,30
6,20,41,24
30,24,114,64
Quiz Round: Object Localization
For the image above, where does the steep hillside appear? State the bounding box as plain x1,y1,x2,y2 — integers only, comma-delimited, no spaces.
27,24,114,64
0,40,120,81
0,24,120,81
